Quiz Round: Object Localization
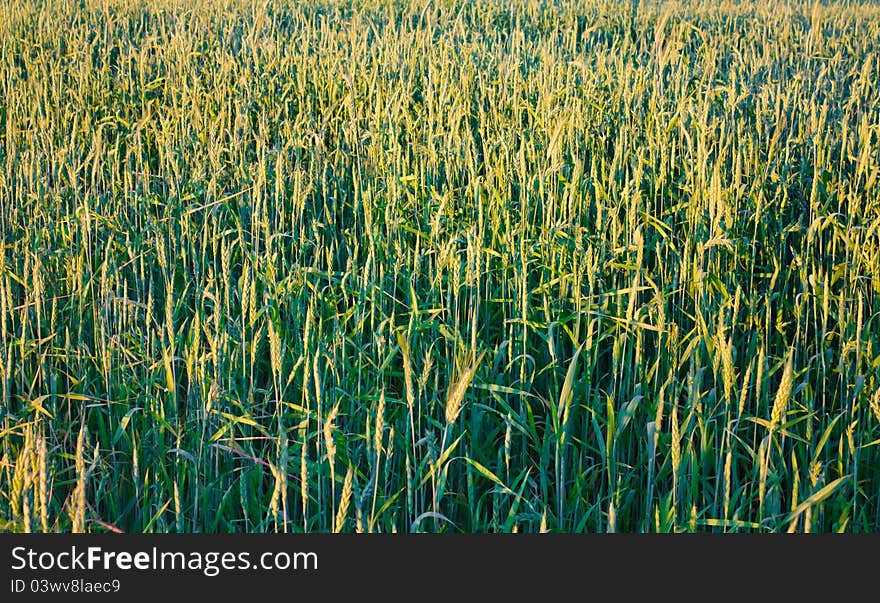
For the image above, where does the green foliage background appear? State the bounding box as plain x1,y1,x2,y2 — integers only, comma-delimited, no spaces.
1,0,879,532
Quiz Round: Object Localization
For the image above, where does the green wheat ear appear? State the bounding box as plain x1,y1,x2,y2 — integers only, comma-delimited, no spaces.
770,352,794,433
444,350,485,426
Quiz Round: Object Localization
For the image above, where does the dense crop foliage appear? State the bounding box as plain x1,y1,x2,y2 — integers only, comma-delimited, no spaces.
1,0,879,533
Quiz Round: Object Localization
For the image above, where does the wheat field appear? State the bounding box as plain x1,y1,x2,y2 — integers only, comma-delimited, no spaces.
1,0,879,533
